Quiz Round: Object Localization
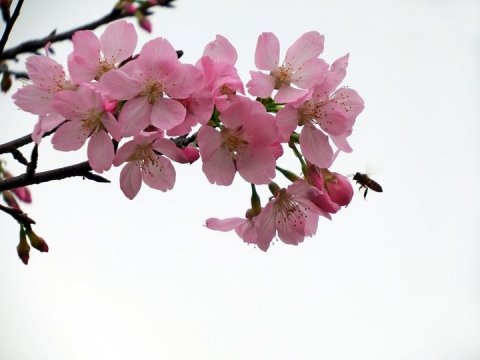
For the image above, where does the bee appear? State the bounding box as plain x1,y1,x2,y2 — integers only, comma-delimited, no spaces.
353,172,383,199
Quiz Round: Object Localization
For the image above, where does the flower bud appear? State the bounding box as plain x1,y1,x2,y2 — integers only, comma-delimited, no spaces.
138,16,152,33
182,146,200,164
103,99,118,113
26,229,49,253
17,229,30,265
323,172,353,207
122,3,137,14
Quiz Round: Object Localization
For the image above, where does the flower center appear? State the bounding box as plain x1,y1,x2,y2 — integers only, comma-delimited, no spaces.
274,189,309,228
142,78,164,104
82,109,105,133
95,59,114,80
270,65,292,89
222,127,247,156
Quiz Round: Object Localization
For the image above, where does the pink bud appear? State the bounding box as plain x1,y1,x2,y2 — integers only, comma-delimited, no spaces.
139,18,152,33
103,99,118,113
324,173,353,207
123,3,137,14
182,146,200,164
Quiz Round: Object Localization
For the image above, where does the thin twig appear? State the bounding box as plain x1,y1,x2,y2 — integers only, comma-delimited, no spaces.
0,161,110,192
0,0,24,55
0,203,35,225
0,1,176,61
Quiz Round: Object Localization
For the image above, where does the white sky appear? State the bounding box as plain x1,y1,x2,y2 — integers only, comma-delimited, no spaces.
1,0,479,359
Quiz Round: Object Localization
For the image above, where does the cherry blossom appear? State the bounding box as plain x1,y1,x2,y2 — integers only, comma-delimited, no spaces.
252,181,331,250
197,97,280,185
100,37,202,137
68,20,138,83
276,55,364,167
113,131,188,199
247,31,328,103
50,85,121,173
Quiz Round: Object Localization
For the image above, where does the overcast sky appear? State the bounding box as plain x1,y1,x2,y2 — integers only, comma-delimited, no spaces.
1,1,479,359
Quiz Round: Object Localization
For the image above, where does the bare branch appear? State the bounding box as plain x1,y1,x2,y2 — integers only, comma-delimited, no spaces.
0,0,24,55
0,1,176,61
0,203,35,225
0,161,110,192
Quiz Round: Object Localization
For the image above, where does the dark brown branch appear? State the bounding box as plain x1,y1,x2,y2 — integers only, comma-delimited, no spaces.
0,161,110,192
0,125,61,154
0,0,24,55
0,203,35,225
0,1,176,61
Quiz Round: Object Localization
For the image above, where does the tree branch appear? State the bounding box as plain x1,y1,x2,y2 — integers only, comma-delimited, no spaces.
0,203,35,225
0,1,176,61
0,161,110,192
0,0,24,55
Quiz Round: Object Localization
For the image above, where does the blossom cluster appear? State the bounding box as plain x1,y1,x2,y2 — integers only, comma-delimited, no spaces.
12,20,364,251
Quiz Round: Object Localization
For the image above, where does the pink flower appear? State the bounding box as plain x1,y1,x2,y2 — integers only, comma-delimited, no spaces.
195,35,244,113
197,97,280,185
68,20,137,83
100,37,202,136
247,32,328,103
253,181,330,250
12,55,76,115
113,131,188,199
276,55,365,167
50,85,122,173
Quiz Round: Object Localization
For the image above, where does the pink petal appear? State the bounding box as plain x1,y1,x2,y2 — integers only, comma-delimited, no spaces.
113,140,136,166
51,121,90,151
246,71,275,98
197,125,223,161
274,85,307,103
120,162,142,199
164,64,203,99
236,145,276,184
153,138,189,163
285,31,324,71
99,69,142,100
12,85,52,115
87,130,114,173
138,38,179,77
291,58,328,89
205,217,246,231
142,155,176,192
252,203,276,251
318,53,349,94
32,113,65,143
102,113,122,141
330,132,353,153
119,97,152,137
243,112,278,145
68,30,100,83
203,35,238,65
100,20,137,63
201,147,236,185
255,32,280,71
151,98,186,130
299,125,333,167
25,55,66,88
276,105,300,141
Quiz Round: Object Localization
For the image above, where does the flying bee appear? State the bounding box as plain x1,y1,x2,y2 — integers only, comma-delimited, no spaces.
353,172,383,199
